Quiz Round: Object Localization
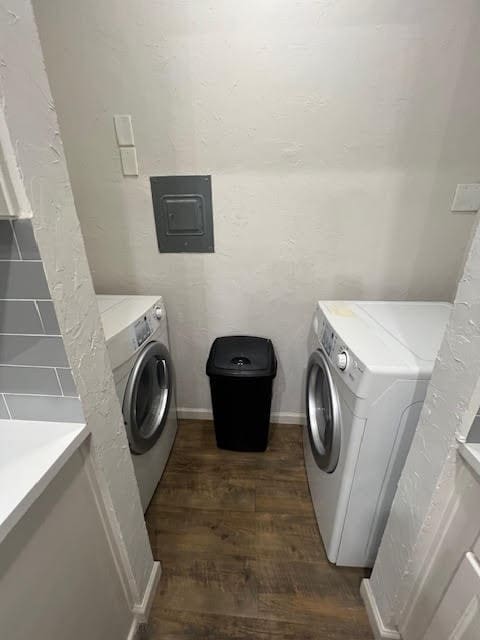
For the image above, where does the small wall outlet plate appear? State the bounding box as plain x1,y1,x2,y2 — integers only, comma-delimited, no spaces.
451,184,480,213
120,147,138,176
113,114,135,146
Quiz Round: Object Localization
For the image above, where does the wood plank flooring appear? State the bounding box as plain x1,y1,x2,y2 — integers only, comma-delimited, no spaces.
145,420,372,639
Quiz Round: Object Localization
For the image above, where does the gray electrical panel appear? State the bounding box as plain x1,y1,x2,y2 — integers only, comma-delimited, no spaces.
150,175,214,253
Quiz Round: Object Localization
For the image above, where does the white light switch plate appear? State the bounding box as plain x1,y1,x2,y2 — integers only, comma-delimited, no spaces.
120,147,138,176
114,114,135,146
451,184,480,213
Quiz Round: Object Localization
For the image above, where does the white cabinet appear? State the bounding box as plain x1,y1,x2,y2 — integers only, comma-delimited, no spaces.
424,551,480,640
0,446,132,640
401,457,480,640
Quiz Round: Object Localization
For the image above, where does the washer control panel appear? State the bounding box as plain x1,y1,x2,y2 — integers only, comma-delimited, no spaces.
336,350,348,370
131,302,165,350
133,315,152,348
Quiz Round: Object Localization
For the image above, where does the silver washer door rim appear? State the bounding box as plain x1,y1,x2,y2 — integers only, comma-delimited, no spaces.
306,349,341,473
123,341,173,454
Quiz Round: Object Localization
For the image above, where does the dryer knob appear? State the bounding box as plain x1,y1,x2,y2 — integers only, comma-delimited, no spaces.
154,306,163,320
337,351,348,371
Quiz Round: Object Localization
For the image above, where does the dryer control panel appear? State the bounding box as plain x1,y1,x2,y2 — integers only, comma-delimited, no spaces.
321,322,336,357
315,312,367,397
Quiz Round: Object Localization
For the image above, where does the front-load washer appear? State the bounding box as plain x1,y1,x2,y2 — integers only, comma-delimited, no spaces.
304,300,451,568
97,294,177,512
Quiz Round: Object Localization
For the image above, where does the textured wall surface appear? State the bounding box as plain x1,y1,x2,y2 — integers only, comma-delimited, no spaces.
367,215,480,633
0,0,154,601
0,219,82,422
34,0,480,417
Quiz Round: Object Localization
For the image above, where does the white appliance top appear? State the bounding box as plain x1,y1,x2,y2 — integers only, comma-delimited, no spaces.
356,301,451,364
96,294,163,342
96,295,125,315
317,300,451,379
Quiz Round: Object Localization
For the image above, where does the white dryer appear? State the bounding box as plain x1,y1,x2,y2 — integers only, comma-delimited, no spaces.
304,301,451,567
97,294,177,512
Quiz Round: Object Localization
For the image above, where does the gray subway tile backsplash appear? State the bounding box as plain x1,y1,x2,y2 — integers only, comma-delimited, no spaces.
0,394,9,419
57,368,77,397
0,335,69,367
37,300,60,334
5,394,84,423
0,260,50,299
0,221,20,260
0,365,61,395
0,300,44,334
12,219,41,260
0,219,80,423
468,415,480,443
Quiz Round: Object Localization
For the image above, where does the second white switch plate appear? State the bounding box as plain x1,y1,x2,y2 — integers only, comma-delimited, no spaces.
114,114,135,147
451,184,480,212
120,147,138,176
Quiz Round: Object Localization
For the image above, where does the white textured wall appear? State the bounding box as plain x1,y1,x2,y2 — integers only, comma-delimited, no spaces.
34,0,480,417
0,0,154,602
367,214,480,634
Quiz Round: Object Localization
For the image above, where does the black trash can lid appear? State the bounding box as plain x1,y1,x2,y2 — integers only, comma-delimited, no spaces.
206,336,277,378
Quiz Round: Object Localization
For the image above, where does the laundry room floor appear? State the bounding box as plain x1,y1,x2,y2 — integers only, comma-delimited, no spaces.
145,420,372,639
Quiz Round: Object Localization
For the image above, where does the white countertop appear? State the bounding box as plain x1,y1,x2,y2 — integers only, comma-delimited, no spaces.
0,419,89,544
458,442,480,480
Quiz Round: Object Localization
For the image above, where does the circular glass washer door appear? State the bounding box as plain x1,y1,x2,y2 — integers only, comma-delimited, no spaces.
123,341,173,455
306,349,341,473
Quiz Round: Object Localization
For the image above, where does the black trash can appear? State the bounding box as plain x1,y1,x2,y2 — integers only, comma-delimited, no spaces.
206,336,277,452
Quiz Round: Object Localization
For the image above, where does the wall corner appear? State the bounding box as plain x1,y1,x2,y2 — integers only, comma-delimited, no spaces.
360,579,402,640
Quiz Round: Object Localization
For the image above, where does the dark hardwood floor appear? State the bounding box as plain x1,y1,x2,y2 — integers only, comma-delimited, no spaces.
145,420,372,639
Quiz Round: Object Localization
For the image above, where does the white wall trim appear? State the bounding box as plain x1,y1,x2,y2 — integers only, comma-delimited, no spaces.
271,411,305,425
0,106,32,218
177,407,305,425
81,442,140,608
176,407,212,421
126,619,142,640
132,560,162,622
399,458,480,639
126,560,161,639
361,579,401,640
126,620,152,640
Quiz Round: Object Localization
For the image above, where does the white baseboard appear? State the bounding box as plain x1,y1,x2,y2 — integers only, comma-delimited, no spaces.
177,407,305,425
126,618,140,640
132,560,161,623
360,579,401,640
177,407,213,421
271,411,305,425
